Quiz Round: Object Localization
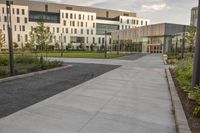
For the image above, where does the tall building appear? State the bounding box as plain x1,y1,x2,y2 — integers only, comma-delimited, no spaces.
0,0,150,50
191,7,198,26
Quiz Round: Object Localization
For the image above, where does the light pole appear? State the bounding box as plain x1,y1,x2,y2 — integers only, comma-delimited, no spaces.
181,26,186,59
117,34,120,55
60,33,64,57
104,30,107,58
6,0,14,76
192,1,200,88
21,35,24,49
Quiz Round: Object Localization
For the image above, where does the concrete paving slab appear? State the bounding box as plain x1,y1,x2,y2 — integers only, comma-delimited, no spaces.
0,54,177,133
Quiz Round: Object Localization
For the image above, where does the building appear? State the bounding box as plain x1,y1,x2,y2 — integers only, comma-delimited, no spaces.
0,0,150,50
191,7,198,26
111,23,187,53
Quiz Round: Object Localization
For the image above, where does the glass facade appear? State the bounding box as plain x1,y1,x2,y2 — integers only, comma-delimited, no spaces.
29,11,60,23
96,23,119,35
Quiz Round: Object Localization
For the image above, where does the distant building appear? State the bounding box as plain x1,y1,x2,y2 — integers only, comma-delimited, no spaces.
0,0,150,50
191,7,198,26
111,23,187,53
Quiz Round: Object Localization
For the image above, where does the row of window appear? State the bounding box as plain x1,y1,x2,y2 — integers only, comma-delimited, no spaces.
17,34,28,42
51,27,94,35
63,20,95,28
0,16,28,23
1,7,26,15
120,18,148,26
2,24,26,32
61,12,94,21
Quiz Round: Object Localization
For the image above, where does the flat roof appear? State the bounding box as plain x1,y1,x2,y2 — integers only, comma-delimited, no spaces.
0,0,136,18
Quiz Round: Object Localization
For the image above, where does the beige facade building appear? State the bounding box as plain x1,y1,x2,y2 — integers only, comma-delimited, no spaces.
0,0,150,50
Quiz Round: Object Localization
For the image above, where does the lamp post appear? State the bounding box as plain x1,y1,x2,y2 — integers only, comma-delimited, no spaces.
6,0,14,76
21,35,24,49
104,30,107,58
181,26,186,59
60,33,64,57
192,1,200,88
117,34,120,55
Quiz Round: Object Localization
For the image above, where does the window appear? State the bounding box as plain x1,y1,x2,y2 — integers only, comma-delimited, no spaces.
63,20,66,26
106,11,109,18
145,21,148,25
81,22,83,27
62,13,64,18
91,15,94,21
141,20,143,25
85,22,87,27
25,34,28,42
2,8,5,14
120,19,122,23
74,14,76,19
91,30,93,35
17,17,20,23
3,25,5,30
4,16,7,22
93,37,95,43
57,27,59,33
81,29,83,34
12,8,15,14
79,14,81,20
17,34,20,42
93,23,95,28
74,29,77,34
98,37,101,44
65,28,68,33
70,13,73,19
24,17,27,23
45,4,48,12
87,29,89,35
22,25,25,31
22,9,25,15
96,23,119,35
88,15,90,20
64,36,66,43
17,8,19,15
65,13,68,18
14,25,17,31
127,19,129,24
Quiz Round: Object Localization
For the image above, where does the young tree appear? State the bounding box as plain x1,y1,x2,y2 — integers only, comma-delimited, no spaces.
54,41,60,50
13,42,19,49
29,22,52,51
185,25,197,52
0,29,4,50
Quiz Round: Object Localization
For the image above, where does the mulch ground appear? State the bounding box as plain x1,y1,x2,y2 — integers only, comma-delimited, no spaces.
170,70,200,133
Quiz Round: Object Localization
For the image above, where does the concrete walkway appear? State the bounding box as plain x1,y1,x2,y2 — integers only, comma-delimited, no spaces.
0,54,176,133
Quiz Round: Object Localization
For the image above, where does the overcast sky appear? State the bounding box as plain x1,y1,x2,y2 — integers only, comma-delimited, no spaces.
35,0,198,25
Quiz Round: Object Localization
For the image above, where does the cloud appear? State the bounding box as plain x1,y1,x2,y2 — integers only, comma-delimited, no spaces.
141,3,170,12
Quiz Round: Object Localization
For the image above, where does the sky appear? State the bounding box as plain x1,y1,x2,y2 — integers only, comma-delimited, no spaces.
35,0,198,25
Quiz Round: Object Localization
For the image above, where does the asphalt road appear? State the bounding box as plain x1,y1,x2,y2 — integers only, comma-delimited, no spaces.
0,63,120,118
117,53,147,60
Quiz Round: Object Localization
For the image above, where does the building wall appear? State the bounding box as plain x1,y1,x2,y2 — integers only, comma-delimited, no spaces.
0,2,150,50
111,23,186,53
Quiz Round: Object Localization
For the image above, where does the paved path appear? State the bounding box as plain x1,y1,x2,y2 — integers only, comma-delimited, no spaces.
0,54,176,133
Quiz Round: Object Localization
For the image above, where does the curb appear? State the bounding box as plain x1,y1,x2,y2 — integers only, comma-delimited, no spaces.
0,65,72,83
165,68,191,133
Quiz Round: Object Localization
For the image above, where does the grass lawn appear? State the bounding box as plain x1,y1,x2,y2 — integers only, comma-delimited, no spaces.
38,51,129,59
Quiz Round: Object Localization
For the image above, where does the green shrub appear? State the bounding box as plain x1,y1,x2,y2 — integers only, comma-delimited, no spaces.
0,56,9,66
173,59,193,92
193,106,200,117
15,56,39,64
16,69,28,75
0,68,9,76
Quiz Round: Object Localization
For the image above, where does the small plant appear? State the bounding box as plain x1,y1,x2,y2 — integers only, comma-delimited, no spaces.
193,106,200,117
0,56,9,66
0,68,9,77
